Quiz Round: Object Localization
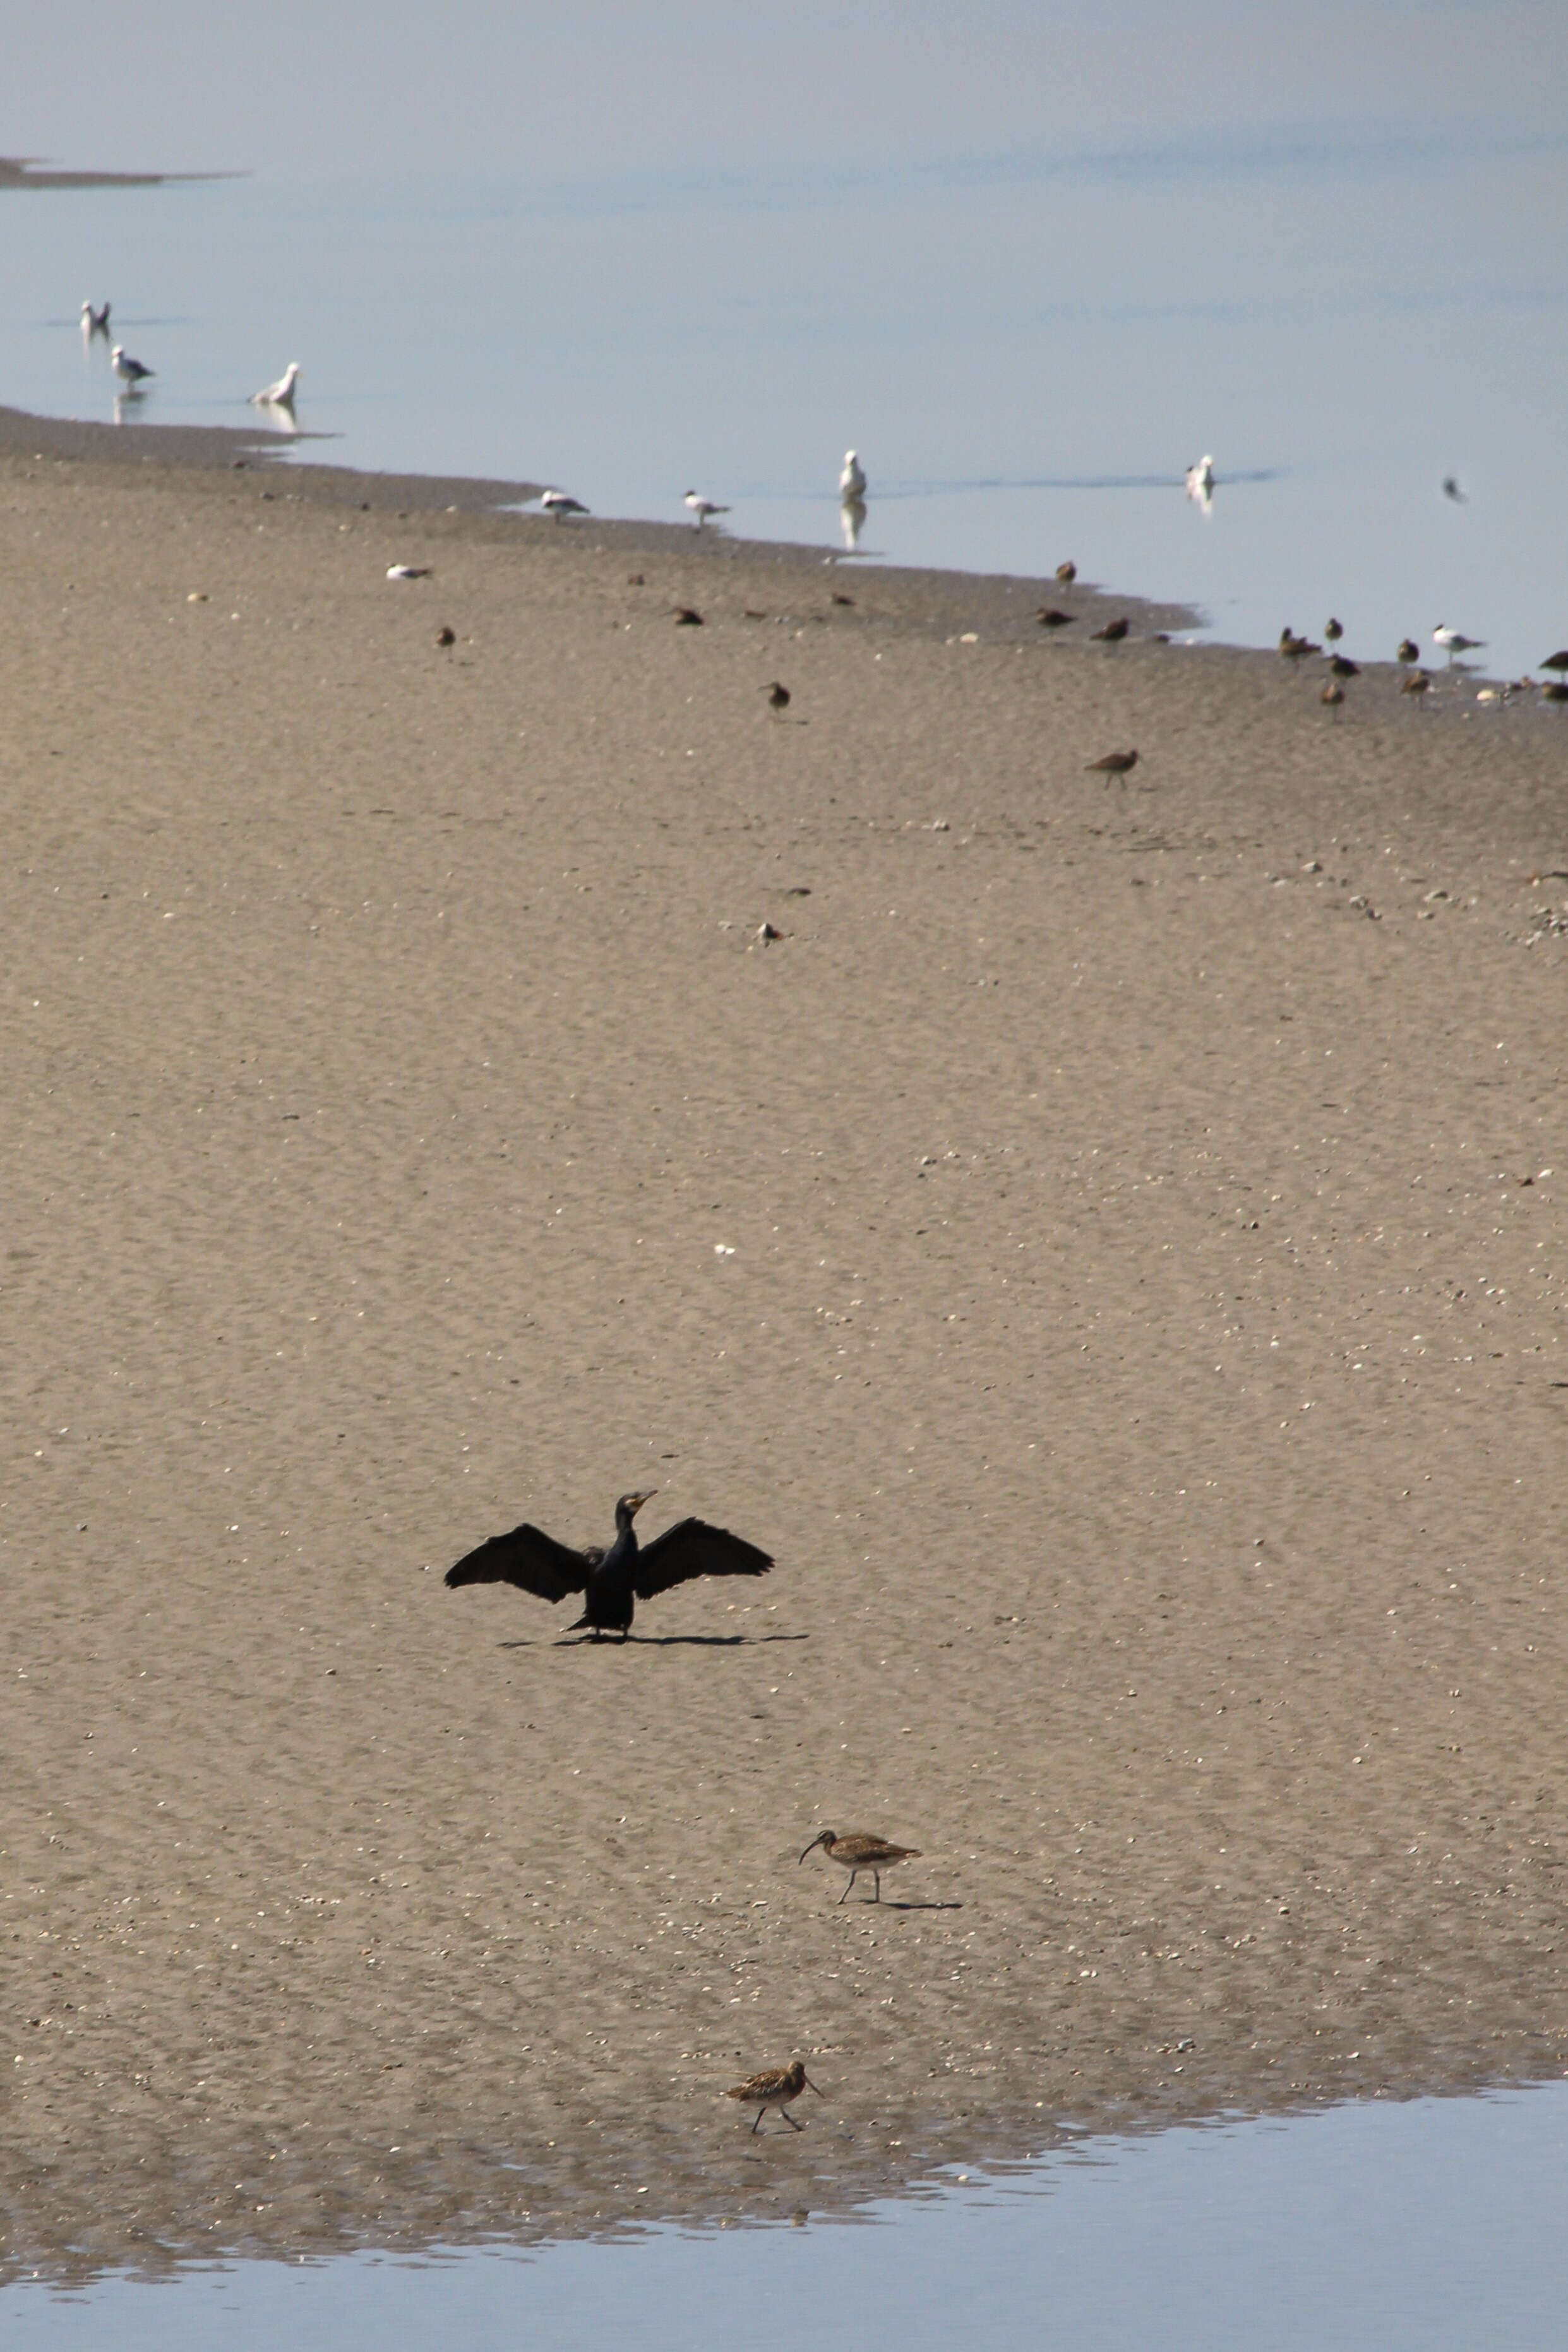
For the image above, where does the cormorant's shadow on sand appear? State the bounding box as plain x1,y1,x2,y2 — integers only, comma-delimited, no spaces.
498,1630,810,1650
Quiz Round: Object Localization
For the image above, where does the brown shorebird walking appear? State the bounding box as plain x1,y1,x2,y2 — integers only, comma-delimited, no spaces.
726,2058,822,2133
1036,606,1075,630
435,625,457,649
1324,616,1344,646
1396,637,1420,666
766,680,791,713
1090,616,1128,642
799,1828,921,1903
1327,653,1360,678
1055,560,1077,584
674,607,705,627
1085,748,1139,780
1320,679,1345,720
1401,668,1432,704
1540,651,1568,677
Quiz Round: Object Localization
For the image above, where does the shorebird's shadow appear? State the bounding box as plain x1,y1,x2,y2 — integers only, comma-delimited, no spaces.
498,1630,809,1650
882,1897,964,1912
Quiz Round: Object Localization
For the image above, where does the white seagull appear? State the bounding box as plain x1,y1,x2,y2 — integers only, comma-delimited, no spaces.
80,299,110,335
251,362,301,409
539,488,589,520
685,491,729,529
386,564,434,581
1433,623,1485,666
1185,454,1215,510
839,449,867,501
111,344,153,390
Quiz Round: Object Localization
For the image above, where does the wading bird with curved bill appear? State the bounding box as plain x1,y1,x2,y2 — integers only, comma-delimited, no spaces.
444,1490,772,1640
799,1828,923,1903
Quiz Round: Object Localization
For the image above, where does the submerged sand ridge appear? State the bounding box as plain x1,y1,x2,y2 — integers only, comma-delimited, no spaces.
1,448,1566,2276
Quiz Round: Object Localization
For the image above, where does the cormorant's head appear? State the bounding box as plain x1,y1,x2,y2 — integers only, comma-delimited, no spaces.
617,1490,656,1524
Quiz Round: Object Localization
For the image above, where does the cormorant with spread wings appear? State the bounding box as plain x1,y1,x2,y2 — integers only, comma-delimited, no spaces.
443,1490,771,1640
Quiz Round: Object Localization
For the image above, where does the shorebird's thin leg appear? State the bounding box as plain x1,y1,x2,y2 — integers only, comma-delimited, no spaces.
837,1872,854,1905
783,2108,804,2130
872,1872,882,1902
752,2108,764,2134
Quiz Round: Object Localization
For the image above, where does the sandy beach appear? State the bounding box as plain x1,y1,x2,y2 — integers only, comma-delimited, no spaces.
2,431,1566,2278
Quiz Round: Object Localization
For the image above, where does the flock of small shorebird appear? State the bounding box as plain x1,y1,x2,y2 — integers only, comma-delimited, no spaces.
445,1489,921,2133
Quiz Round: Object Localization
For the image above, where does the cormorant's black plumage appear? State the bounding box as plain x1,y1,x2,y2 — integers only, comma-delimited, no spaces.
444,1491,771,1639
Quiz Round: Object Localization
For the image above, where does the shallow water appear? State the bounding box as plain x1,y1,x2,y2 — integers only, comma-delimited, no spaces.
5,2084,1565,2349
3,6,1565,679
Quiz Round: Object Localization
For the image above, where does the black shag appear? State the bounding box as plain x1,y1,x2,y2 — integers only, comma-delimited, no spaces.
444,1490,771,1639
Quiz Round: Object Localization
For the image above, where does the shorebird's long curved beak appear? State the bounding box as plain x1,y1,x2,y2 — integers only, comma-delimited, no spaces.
799,1833,830,1865
803,2074,823,2094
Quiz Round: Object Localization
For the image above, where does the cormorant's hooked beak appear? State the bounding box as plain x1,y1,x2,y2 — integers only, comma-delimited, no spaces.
625,1490,656,1517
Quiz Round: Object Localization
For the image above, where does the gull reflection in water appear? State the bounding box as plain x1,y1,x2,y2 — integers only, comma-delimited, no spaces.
841,496,868,551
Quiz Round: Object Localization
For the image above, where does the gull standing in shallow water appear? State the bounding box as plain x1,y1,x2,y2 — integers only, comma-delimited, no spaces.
1185,453,1214,512
80,300,110,337
250,362,300,409
111,345,153,390
685,491,729,528
839,448,866,501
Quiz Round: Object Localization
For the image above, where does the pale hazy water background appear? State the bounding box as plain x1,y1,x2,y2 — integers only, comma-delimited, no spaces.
4,2086,1567,2349
3,3,1567,680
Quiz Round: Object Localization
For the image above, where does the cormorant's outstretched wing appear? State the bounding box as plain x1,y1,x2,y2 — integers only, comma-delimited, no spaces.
632,1518,772,1600
445,1523,598,1604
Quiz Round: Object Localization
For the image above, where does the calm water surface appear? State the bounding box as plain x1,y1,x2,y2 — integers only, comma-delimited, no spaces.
5,2085,1565,2351
2,4,1565,678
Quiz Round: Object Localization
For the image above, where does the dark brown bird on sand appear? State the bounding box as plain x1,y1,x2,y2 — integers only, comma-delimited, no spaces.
435,625,456,649
445,1491,771,1640
675,607,704,627
1397,637,1420,666
1401,668,1432,702
727,2060,822,2133
1085,748,1139,779
1327,653,1360,678
1279,630,1320,659
1324,616,1344,645
800,1828,923,1903
1543,681,1568,707
1036,606,1075,630
830,590,854,606
1541,651,1568,676
1320,680,1345,719
1091,616,1128,642
766,680,791,712
1056,560,1077,584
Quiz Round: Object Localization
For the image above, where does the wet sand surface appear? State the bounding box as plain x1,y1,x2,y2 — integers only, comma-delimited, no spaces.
1,443,1565,2278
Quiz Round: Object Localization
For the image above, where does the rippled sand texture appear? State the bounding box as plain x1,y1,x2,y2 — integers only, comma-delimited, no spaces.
2,449,1565,2277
